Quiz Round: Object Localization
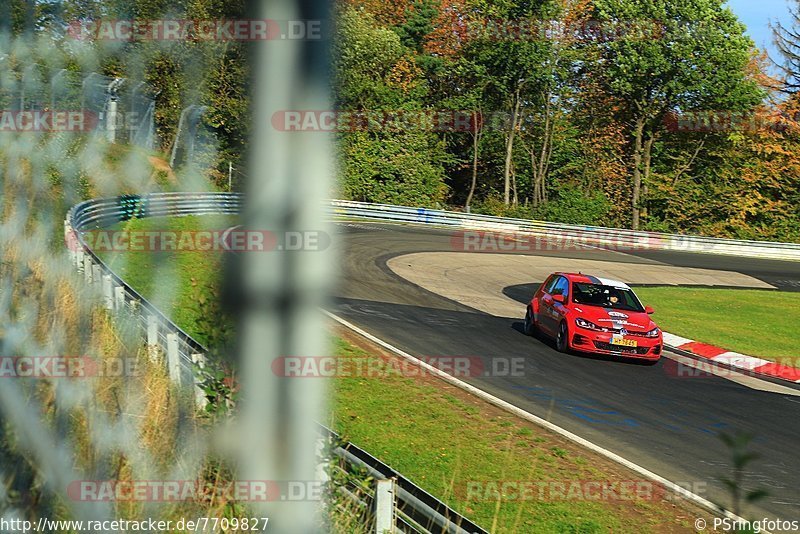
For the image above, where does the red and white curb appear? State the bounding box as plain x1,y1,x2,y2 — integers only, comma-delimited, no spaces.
662,332,800,383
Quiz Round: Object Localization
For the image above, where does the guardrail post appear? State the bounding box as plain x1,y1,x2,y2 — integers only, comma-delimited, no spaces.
76,247,84,271
166,334,181,384
102,275,113,310
374,478,395,533
83,256,93,282
64,221,76,265
191,353,208,409
114,285,125,311
92,264,101,286
129,299,140,317
147,315,158,361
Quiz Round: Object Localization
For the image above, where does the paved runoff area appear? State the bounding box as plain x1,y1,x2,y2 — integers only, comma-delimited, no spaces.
387,252,774,319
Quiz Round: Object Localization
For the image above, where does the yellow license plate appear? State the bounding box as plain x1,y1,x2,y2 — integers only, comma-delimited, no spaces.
611,337,637,348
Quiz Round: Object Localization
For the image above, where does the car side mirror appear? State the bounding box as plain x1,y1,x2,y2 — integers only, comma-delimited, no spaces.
553,294,566,304
645,305,654,314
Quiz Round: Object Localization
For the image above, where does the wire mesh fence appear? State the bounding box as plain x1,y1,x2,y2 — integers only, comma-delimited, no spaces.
0,3,483,532
0,1,333,530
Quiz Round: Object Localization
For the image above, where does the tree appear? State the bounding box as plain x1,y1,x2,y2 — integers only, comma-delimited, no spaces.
333,6,450,206
773,1,800,92
438,57,493,210
591,0,764,228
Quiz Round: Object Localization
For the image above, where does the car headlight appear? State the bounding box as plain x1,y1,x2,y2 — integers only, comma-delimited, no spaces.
575,318,608,332
645,327,660,338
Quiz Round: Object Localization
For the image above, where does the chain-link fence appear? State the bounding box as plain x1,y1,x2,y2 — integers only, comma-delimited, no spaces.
0,0,333,531
1,66,157,148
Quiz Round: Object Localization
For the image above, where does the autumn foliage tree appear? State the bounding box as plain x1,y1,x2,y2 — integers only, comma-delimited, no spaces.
332,0,800,240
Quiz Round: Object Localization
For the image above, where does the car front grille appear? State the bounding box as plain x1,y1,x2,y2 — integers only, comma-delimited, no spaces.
593,341,651,355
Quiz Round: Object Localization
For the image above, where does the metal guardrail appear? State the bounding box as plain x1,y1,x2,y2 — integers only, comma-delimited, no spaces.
65,192,241,393
65,192,486,534
328,199,800,261
321,425,486,534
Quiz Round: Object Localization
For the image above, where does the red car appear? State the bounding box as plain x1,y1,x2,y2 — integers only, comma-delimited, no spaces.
524,272,662,362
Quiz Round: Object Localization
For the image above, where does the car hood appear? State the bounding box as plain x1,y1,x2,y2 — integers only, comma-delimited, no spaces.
571,305,656,332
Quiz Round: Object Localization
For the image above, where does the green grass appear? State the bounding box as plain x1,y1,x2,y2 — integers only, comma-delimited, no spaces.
326,338,692,533
96,215,236,346
635,287,799,361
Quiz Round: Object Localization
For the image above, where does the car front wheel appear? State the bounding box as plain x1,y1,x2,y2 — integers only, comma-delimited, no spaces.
556,321,569,353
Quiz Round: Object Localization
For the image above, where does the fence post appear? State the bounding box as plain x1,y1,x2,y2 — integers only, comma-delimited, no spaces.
92,264,101,286
191,353,208,409
83,256,92,283
114,285,125,311
147,315,158,361
106,98,118,143
374,478,395,534
166,334,181,384
129,299,140,315
102,275,113,310
64,220,75,264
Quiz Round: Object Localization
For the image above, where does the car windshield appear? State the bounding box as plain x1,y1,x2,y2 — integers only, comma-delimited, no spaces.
571,283,645,313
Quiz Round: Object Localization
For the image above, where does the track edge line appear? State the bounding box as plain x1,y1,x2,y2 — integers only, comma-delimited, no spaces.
325,309,762,530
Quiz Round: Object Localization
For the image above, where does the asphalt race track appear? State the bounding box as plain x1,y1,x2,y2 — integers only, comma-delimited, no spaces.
332,221,800,522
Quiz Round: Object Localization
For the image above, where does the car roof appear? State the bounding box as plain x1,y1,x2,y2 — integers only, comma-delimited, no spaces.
555,272,631,290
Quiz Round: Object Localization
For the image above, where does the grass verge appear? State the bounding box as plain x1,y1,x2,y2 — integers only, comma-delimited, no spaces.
634,287,799,361
96,215,236,346
326,332,709,533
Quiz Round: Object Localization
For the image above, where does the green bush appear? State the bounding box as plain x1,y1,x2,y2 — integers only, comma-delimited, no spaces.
469,196,535,219
531,184,610,226
339,131,450,207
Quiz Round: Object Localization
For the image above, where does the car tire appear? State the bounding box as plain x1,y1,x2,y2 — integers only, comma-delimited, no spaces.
556,321,569,353
524,307,537,336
